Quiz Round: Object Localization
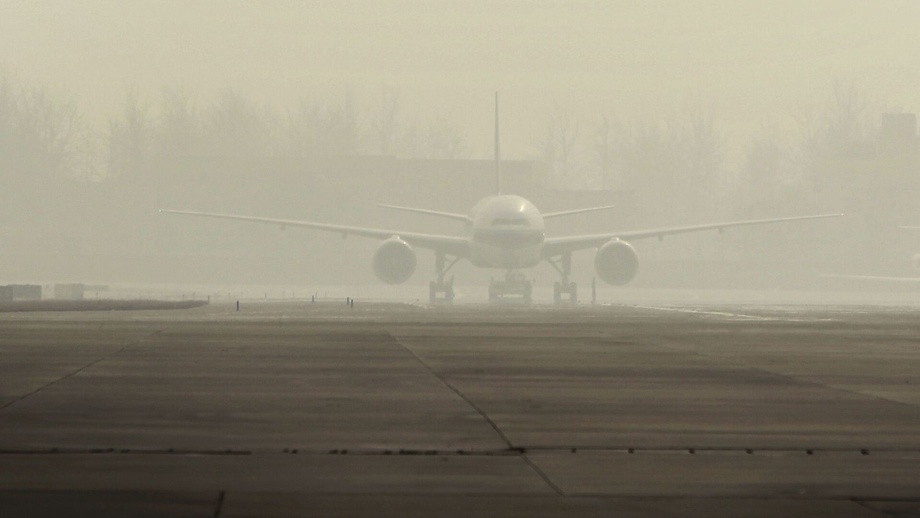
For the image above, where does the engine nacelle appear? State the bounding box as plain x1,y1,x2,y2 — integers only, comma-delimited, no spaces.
373,237,417,284
594,239,639,286
912,253,920,273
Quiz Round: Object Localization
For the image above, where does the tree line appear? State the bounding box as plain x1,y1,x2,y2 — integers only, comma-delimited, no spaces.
2,73,892,222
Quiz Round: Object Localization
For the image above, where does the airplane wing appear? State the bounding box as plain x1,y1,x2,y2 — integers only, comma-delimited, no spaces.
542,205,616,219
378,204,618,222
377,204,471,223
820,273,920,283
542,213,843,258
159,210,470,257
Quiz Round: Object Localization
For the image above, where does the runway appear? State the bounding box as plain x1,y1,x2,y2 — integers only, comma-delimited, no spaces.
1,300,919,517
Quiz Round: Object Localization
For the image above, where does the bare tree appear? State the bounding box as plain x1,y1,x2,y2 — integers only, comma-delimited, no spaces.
285,95,360,157
156,85,201,159
106,88,151,181
743,132,785,210
14,87,80,179
823,81,876,159
284,101,319,158
676,103,723,218
419,115,469,159
591,115,621,190
368,87,402,156
0,74,16,177
74,125,103,182
618,117,684,220
203,89,270,158
316,94,360,156
777,82,882,216
537,103,583,189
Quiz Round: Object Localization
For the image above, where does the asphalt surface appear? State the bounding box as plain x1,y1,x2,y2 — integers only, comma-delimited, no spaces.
1,299,919,517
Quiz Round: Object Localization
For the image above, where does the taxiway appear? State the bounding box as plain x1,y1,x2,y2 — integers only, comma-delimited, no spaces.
1,300,918,516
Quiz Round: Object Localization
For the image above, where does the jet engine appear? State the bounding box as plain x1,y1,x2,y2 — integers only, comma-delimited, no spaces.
594,239,639,286
912,253,920,273
372,237,417,284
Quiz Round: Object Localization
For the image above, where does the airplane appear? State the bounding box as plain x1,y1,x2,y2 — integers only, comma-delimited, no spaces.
161,94,842,304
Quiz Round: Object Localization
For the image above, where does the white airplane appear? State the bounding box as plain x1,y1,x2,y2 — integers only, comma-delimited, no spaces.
162,94,842,304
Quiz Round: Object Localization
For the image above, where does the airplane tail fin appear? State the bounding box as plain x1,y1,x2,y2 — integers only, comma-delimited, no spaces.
494,92,502,195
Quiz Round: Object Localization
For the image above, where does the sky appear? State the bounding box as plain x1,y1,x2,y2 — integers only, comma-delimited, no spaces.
2,0,919,157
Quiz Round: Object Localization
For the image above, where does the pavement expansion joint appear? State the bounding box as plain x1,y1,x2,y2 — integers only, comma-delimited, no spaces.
486,445,916,456
0,448,252,455
212,490,226,518
388,332,516,450
0,328,165,412
2,446,903,457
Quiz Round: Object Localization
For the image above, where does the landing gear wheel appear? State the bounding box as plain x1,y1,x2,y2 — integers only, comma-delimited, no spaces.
548,253,576,306
429,276,455,304
429,251,461,304
553,281,577,305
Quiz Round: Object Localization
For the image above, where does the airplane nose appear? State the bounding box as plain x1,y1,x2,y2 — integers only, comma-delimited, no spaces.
474,229,544,248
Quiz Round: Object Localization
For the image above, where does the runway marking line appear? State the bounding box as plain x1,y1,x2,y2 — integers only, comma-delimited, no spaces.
625,304,836,322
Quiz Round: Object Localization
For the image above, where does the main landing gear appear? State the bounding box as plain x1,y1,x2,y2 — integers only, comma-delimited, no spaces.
429,251,460,304
489,271,533,304
547,253,577,305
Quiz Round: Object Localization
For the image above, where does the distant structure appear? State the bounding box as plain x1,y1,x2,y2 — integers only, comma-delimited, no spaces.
0,284,41,301
54,283,86,300
53,283,109,300
817,112,920,274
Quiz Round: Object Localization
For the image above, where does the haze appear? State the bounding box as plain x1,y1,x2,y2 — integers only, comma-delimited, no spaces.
2,1,919,301
4,2,919,153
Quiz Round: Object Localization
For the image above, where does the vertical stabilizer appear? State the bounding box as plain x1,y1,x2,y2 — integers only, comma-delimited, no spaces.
494,92,502,195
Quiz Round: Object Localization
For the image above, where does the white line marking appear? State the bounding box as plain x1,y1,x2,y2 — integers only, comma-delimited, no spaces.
627,305,835,322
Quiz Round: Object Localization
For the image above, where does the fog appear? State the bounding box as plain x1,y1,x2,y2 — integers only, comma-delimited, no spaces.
2,1,920,302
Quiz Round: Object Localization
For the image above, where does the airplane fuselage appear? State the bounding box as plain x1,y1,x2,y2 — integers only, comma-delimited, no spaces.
467,195,546,269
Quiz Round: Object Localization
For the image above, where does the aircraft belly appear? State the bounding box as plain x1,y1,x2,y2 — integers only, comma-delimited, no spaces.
470,244,542,269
